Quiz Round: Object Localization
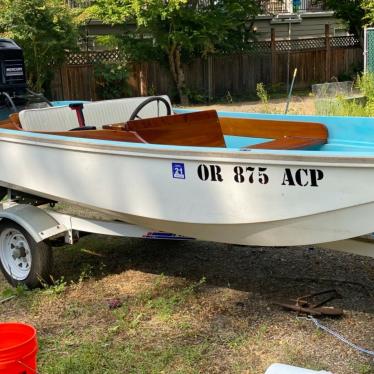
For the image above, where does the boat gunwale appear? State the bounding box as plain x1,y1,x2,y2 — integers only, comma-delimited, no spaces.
2,127,374,166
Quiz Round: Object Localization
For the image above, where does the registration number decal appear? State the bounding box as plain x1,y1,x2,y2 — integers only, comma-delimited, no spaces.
196,164,324,187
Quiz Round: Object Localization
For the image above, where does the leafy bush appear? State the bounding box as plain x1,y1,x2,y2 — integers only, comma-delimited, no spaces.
314,97,367,116
186,88,208,104
256,82,270,113
315,73,374,117
94,61,130,100
0,0,78,93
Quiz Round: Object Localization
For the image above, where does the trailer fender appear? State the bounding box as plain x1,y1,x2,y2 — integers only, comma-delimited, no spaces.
0,204,67,243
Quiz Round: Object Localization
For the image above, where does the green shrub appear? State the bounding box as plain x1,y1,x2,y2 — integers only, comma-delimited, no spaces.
315,97,367,117
315,73,374,117
256,82,270,113
94,61,130,100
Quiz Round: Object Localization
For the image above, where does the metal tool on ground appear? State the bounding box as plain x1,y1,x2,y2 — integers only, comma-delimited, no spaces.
274,289,343,316
276,290,374,358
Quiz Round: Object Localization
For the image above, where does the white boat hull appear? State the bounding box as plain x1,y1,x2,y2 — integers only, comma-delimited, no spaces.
2,130,374,246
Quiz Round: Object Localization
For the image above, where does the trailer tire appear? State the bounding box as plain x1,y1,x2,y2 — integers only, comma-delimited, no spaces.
0,221,53,289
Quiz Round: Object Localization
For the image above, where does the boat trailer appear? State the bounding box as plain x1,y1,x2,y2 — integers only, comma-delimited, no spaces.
0,188,191,288
0,188,373,288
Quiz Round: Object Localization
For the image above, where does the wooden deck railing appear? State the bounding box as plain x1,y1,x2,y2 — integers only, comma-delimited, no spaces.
261,0,327,14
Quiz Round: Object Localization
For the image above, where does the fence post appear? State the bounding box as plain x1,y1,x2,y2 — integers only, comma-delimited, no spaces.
364,26,368,73
207,55,213,101
139,63,147,96
271,28,276,85
325,24,331,81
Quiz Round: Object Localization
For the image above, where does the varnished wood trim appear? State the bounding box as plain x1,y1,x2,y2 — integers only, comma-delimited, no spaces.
0,115,22,130
38,129,145,143
0,110,328,150
102,123,127,130
126,110,226,147
220,117,328,139
248,136,326,150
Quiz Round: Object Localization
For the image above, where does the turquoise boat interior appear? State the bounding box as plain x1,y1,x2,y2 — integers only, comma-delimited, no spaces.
176,108,374,153
1,97,374,155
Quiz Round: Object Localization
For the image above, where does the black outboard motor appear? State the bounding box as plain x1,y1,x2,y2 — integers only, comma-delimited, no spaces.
0,38,51,114
0,39,27,94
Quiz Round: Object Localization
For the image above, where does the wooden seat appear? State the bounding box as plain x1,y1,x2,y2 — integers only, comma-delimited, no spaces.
126,110,226,147
219,117,328,150
247,136,326,150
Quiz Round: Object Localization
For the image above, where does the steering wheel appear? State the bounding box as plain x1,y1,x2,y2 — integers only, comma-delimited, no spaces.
129,96,172,121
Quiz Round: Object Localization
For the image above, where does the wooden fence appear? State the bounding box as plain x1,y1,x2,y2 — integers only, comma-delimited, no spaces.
50,28,363,102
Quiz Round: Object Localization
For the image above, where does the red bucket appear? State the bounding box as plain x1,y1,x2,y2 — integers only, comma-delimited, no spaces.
0,323,38,374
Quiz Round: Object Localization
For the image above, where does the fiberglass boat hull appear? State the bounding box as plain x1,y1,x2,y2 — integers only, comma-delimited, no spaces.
1,128,374,246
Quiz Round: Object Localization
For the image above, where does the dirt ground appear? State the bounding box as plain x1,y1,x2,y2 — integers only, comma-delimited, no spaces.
0,234,373,373
189,96,316,115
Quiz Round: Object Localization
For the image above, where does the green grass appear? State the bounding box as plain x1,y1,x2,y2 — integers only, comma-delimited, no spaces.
315,73,374,117
143,277,205,320
278,343,331,372
314,97,367,117
1,234,373,374
350,362,374,374
29,273,209,373
39,338,209,374
35,274,210,374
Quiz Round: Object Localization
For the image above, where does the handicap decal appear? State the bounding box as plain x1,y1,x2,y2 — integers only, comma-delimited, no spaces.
172,162,185,179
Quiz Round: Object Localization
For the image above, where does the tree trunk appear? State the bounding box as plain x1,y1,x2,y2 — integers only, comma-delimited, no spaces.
168,43,189,105
355,25,364,50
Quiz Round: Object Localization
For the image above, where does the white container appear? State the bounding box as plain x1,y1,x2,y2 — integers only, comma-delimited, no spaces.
265,363,332,374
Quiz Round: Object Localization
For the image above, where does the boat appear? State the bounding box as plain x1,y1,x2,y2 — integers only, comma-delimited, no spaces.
1,95,374,248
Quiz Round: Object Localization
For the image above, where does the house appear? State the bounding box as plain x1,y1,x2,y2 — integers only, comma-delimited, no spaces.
255,0,349,40
65,0,349,50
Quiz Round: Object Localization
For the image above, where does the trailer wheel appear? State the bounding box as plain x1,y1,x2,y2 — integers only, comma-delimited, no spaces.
0,221,53,288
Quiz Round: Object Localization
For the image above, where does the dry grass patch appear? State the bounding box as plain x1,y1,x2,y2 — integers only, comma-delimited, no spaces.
0,235,373,373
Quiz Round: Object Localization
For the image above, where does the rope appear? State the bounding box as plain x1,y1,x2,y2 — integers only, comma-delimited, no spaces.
307,316,374,358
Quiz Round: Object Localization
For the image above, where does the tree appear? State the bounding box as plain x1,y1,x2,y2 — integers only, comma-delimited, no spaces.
325,0,365,44
363,0,374,26
82,0,261,104
0,0,78,93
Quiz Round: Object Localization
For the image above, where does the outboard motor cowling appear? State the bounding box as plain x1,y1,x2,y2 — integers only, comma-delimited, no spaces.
0,38,27,95
0,38,51,116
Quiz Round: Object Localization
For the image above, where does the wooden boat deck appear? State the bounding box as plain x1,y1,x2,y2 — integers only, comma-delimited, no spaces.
0,110,328,150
